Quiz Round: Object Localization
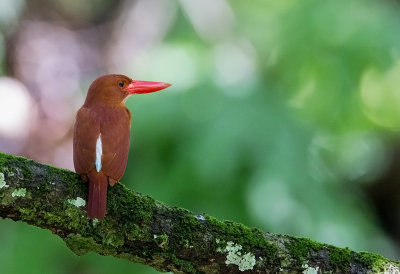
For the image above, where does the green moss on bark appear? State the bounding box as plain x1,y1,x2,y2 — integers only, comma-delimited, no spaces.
285,237,323,265
1,151,400,273
65,234,105,256
352,251,395,273
329,247,351,269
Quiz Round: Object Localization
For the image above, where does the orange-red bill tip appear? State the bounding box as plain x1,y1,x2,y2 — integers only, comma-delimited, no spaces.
124,80,171,94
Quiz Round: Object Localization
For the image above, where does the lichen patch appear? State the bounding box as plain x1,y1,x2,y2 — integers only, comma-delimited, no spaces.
11,188,26,197
222,241,256,271
0,172,8,188
384,263,400,274
195,214,205,221
67,197,86,207
302,264,319,274
92,219,99,226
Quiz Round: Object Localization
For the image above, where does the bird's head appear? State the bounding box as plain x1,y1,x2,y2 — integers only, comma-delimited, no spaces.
84,74,171,106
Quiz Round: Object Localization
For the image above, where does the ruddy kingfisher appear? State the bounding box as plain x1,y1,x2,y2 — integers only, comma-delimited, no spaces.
73,74,171,220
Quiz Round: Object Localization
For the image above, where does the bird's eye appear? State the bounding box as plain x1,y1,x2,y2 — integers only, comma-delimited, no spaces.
118,81,124,87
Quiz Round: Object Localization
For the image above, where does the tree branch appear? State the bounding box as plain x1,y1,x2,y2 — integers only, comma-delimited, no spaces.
0,152,398,273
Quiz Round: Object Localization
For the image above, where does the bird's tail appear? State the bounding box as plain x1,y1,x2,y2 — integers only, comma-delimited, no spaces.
87,171,108,220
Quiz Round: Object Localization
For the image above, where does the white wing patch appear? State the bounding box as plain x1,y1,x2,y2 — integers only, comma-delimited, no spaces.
95,133,102,172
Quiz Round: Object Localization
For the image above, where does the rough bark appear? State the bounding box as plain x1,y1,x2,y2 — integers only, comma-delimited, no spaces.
0,152,398,273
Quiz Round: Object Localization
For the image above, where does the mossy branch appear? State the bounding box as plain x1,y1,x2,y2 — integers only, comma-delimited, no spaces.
0,152,398,273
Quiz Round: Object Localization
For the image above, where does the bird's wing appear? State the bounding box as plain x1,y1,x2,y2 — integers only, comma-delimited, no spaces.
100,107,131,182
73,107,100,175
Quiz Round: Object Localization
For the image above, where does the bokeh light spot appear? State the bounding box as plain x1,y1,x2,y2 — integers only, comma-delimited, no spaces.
132,44,200,92
212,41,257,97
360,60,400,129
0,77,34,138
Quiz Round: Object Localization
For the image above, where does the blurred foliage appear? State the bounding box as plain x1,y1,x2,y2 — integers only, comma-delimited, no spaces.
1,0,400,273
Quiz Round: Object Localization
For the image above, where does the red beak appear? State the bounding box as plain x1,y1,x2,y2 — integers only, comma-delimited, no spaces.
124,80,171,94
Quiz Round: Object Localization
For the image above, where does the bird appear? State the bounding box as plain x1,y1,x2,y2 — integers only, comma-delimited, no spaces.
73,74,171,220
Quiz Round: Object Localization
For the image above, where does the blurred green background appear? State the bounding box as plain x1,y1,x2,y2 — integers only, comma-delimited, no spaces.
1,0,400,273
